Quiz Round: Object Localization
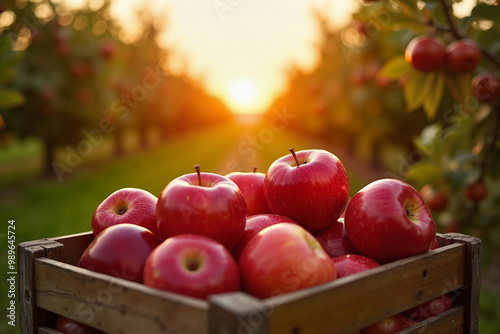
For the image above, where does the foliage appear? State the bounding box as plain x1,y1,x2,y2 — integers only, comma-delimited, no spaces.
265,10,430,173
0,33,24,139
355,0,500,250
267,0,500,251
0,0,233,176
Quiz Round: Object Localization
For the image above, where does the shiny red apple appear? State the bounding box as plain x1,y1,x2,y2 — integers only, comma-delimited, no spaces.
405,35,445,72
264,148,350,232
143,234,240,300
345,178,436,264
238,222,336,299
78,224,161,283
429,238,439,250
232,213,298,260
156,165,246,251
332,254,380,278
225,167,271,216
92,187,159,237
420,185,448,212
313,218,358,258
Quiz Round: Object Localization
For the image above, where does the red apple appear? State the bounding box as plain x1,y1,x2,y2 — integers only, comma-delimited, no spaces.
445,39,481,73
99,40,117,61
264,148,350,232
143,234,240,300
156,165,246,251
225,167,271,216
429,238,439,250
464,181,488,202
361,314,406,334
345,178,436,264
70,60,90,78
238,222,336,299
55,315,102,334
92,187,159,237
232,213,298,260
403,293,453,321
332,254,380,278
401,316,417,329
405,35,445,72
313,218,358,258
472,72,500,102
78,224,161,283
420,185,448,212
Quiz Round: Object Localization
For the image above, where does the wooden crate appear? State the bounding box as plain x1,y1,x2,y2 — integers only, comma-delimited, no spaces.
18,231,481,334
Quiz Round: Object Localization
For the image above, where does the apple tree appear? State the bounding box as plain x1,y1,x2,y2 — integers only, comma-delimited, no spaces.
355,0,500,250
265,10,430,172
0,32,25,145
1,0,127,174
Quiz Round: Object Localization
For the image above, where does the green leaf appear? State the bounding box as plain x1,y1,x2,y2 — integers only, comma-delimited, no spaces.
470,3,500,23
487,152,500,180
442,69,471,108
0,51,24,71
0,88,26,109
379,56,412,79
0,36,11,56
0,68,14,85
373,13,426,32
405,162,442,185
392,0,420,13
404,70,434,111
423,72,445,120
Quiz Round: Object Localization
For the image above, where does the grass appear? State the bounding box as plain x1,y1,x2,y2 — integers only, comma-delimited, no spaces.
1,120,497,332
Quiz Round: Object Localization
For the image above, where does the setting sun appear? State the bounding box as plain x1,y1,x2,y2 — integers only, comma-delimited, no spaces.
226,79,259,114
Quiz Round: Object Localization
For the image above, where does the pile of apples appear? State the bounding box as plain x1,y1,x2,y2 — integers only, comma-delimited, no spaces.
62,148,454,333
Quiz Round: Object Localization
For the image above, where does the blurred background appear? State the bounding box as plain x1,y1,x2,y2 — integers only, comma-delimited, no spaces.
1,0,499,332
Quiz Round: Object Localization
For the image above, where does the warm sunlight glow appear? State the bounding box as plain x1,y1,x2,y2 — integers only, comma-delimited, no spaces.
226,79,259,114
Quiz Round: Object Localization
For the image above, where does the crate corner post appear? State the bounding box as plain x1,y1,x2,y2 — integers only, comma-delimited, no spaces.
209,291,271,334
18,238,65,334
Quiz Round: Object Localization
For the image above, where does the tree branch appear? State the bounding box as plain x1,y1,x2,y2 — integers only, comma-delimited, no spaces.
438,0,463,39
438,0,500,70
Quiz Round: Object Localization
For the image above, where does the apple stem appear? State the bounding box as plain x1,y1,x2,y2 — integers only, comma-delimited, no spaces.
194,164,202,186
406,206,415,217
289,148,301,167
253,167,258,173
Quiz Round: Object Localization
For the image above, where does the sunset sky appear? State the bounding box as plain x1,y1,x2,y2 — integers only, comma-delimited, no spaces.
108,0,360,114
66,0,475,115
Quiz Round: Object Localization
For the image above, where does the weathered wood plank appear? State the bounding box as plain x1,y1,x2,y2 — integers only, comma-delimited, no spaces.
34,258,209,333
399,305,464,334
51,231,93,266
265,243,466,334
18,239,65,334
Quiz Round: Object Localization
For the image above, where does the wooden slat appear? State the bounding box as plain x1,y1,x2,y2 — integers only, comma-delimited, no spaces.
264,243,466,334
209,292,271,334
399,305,464,334
38,326,62,334
21,232,480,334
51,231,94,266
34,258,209,333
